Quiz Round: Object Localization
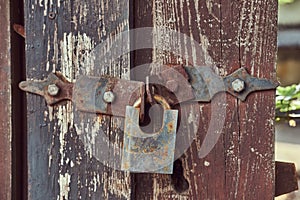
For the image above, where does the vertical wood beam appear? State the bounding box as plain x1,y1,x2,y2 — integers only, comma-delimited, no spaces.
133,0,277,199
25,0,131,199
0,0,12,199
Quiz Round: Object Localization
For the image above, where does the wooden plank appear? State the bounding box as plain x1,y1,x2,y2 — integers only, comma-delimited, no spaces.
233,1,277,199
133,0,277,199
25,0,131,199
275,161,298,197
0,0,12,199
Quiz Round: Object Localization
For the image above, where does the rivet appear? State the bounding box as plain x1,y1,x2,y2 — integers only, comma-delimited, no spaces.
48,12,56,20
103,91,115,103
48,84,60,96
231,78,245,93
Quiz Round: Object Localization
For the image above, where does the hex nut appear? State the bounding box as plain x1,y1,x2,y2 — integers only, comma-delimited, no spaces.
103,91,115,103
231,79,245,93
48,84,60,96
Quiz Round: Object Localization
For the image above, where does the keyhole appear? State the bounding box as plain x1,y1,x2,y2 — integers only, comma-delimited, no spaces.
171,159,189,193
139,103,164,133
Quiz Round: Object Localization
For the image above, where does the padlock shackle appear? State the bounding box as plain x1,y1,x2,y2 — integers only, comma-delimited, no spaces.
152,95,171,110
133,94,171,110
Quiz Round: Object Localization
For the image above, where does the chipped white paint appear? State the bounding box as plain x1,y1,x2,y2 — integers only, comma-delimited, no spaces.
52,30,83,199
60,33,74,79
58,173,71,200
47,105,54,121
74,33,95,76
153,175,189,200
205,0,220,22
204,160,210,167
234,158,241,198
250,147,267,160
43,1,132,197
70,160,74,167
107,171,131,199
199,34,213,66
56,104,74,165
43,0,49,17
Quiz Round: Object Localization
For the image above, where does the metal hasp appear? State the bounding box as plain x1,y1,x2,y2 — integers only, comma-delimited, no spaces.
185,67,279,102
150,65,195,105
19,73,145,117
224,67,279,101
73,75,144,117
19,72,73,105
121,95,178,174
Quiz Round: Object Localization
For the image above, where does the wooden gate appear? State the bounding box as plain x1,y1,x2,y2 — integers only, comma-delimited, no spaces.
23,0,277,199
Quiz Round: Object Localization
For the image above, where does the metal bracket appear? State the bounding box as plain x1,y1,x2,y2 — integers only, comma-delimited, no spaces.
19,72,73,105
185,67,279,102
149,65,195,105
19,67,278,116
19,72,145,117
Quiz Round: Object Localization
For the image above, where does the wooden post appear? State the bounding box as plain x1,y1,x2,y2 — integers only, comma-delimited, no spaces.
0,1,12,199
25,0,278,199
25,0,132,199
132,0,277,199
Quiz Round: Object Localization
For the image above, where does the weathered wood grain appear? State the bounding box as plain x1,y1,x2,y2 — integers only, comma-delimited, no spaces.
0,1,12,199
25,0,277,199
133,0,277,199
25,0,131,199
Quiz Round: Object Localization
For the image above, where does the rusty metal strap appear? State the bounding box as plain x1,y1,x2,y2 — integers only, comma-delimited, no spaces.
19,66,278,117
19,72,145,117
185,66,278,102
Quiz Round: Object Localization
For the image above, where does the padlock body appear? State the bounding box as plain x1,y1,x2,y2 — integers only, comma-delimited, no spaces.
121,106,178,174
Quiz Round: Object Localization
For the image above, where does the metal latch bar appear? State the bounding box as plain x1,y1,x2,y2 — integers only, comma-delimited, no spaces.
19,72,145,118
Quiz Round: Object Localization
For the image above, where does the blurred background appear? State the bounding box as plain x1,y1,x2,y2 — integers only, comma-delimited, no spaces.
275,0,300,199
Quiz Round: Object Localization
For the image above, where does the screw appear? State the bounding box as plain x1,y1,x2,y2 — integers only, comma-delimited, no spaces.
166,80,178,92
48,12,56,20
103,91,115,103
231,78,245,92
48,84,60,96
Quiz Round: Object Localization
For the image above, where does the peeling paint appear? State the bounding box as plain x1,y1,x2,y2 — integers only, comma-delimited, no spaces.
204,160,210,167
58,173,71,200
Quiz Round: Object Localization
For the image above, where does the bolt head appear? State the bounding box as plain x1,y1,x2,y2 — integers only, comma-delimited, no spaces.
103,91,115,103
48,84,60,96
231,79,245,92
166,80,178,92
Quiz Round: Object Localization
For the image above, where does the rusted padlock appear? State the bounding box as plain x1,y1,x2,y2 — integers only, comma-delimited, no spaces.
121,95,178,174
